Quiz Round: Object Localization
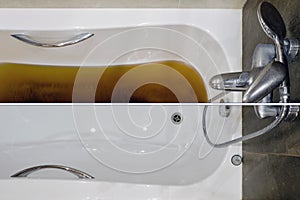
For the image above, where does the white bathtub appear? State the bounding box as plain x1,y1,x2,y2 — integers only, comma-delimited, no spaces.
0,9,242,199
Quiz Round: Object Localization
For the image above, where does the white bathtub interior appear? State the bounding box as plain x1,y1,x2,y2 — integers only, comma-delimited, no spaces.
0,9,242,200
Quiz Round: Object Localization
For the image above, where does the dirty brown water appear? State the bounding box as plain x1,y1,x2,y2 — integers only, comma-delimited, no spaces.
0,60,208,103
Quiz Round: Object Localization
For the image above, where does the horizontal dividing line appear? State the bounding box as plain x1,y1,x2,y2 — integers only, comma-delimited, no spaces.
0,103,299,106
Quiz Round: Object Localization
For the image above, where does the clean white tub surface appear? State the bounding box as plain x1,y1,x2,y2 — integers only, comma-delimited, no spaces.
0,158,240,200
0,105,241,184
0,8,242,200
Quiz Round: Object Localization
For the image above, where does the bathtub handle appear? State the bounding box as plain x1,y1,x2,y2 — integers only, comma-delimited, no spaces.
11,32,94,48
11,165,94,179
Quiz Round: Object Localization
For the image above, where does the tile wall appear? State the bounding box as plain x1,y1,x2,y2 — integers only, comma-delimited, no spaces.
0,0,246,8
242,0,300,199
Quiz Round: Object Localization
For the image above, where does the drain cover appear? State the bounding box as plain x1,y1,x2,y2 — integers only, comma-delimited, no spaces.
231,155,242,166
171,112,183,125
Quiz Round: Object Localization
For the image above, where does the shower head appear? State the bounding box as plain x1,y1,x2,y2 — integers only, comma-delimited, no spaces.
257,2,286,40
257,1,286,41
257,1,288,64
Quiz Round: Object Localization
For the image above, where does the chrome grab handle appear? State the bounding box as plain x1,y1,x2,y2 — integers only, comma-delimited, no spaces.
11,32,94,48
11,165,94,179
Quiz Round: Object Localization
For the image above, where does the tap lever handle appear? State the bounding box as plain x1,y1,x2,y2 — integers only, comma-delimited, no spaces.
243,60,287,103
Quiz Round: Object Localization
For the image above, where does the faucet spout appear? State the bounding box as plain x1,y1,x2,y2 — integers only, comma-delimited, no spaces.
209,68,263,92
203,1,299,148
209,72,249,91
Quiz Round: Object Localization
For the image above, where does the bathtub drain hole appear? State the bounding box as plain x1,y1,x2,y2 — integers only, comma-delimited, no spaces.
171,112,183,125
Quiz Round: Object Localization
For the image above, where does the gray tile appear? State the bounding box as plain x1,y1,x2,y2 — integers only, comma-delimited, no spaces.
91,0,180,8
0,0,248,8
243,152,300,200
243,1,300,199
287,118,300,155
179,0,246,8
268,154,300,200
288,16,300,38
0,0,180,8
243,152,280,200
243,106,293,154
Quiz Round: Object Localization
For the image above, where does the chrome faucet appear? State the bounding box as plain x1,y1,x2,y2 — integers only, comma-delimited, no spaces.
209,1,299,120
